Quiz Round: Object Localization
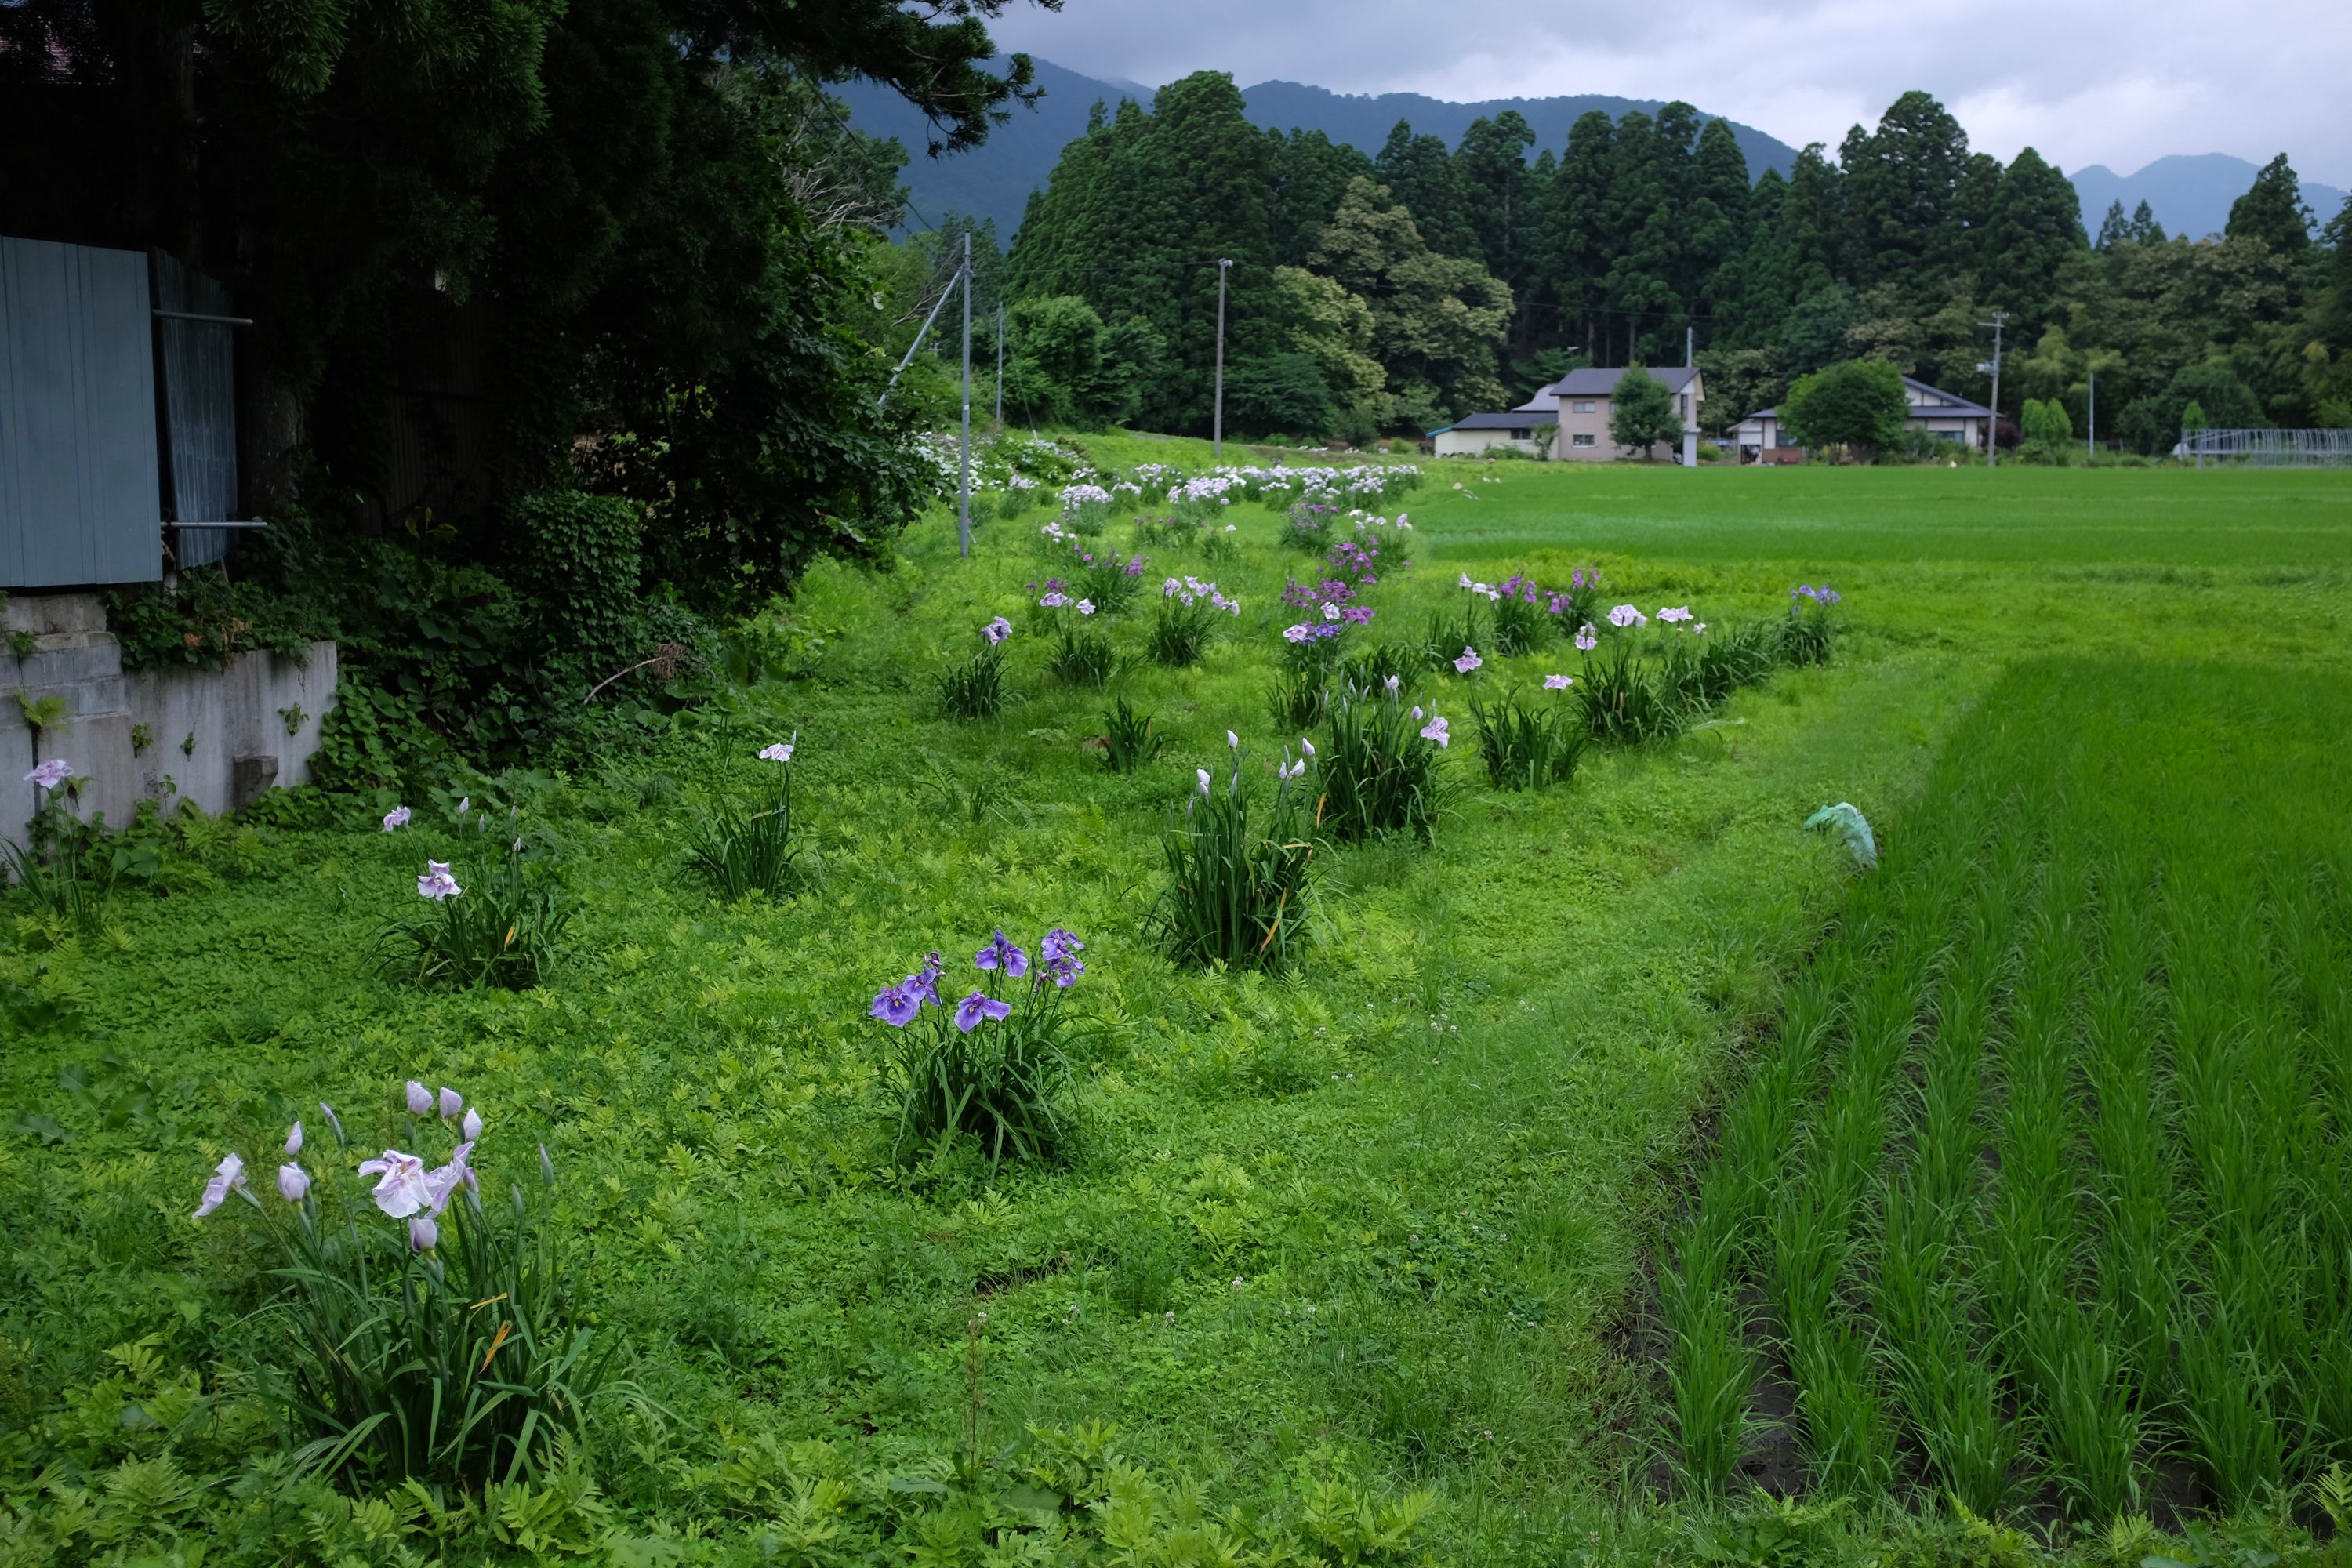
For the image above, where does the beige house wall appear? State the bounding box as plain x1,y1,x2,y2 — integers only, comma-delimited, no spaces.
1435,428,1550,459
1551,377,1704,462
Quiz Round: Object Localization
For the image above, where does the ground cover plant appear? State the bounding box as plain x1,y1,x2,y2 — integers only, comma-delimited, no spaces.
5,445,2352,1566
1660,656,2352,1523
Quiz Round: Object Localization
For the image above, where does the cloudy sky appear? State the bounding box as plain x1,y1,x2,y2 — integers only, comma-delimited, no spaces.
987,0,2352,186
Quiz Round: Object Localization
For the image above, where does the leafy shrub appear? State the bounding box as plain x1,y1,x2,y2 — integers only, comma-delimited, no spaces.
1146,578,1236,667
1318,683,1447,843
1100,698,1167,773
1149,751,1319,971
870,930,1088,1166
104,564,332,672
684,742,802,898
1470,690,1588,790
189,1083,612,1487
942,621,1014,718
379,824,571,990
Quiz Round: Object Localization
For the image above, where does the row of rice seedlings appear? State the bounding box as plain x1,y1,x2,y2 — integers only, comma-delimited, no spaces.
2270,857,2352,1459
1864,797,2048,1515
2161,873,2303,1508
1980,845,2141,1519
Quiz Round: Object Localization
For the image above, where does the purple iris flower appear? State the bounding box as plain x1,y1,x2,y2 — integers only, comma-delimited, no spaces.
1047,954,1084,989
911,950,945,1004
869,981,920,1027
1040,927,1085,964
953,992,1013,1033
975,930,1029,978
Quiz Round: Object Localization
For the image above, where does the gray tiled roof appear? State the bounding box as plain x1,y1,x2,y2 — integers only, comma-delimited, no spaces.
1540,365,1701,397
1446,410,1558,430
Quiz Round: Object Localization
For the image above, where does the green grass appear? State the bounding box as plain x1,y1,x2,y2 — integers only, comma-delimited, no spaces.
6,442,2352,1562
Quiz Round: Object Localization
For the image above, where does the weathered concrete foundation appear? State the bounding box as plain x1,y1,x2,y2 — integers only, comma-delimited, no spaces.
2,591,336,837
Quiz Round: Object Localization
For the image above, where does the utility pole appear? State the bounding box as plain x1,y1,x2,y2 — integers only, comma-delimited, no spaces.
958,230,972,558
1979,310,2009,470
995,301,1004,426
2086,369,2096,460
1682,325,1697,468
1212,259,1232,459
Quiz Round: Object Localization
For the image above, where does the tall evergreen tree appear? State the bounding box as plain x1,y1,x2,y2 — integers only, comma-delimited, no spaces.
2227,154,2314,252
1375,120,1480,260
1266,129,1376,265
1538,110,1621,363
1686,118,1751,322
1979,147,2086,331
1839,91,1974,287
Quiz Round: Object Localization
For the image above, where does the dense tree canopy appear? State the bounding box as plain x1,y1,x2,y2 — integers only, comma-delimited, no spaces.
993,80,2347,450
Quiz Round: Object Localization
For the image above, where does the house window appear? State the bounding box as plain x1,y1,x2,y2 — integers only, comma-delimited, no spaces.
1571,434,1597,448
1572,400,1597,413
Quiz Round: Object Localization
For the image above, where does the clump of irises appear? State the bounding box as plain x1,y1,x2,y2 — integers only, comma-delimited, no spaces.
189,1081,604,1487
871,928,1087,1165
941,619,1014,719
685,737,803,899
1147,576,1239,667
1149,741,1319,971
1783,583,1841,666
379,802,570,990
1281,500,1341,552
1317,681,1448,844
1035,584,1116,688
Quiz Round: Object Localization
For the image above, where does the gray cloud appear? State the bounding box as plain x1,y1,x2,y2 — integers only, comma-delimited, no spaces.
988,0,2352,187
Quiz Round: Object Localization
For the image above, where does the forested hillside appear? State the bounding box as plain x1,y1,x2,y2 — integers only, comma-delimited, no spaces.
963,78,2352,448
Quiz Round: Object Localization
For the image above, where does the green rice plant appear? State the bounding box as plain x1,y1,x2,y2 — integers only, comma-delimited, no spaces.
1047,621,1118,687
379,832,571,991
684,745,802,899
1266,666,1330,730
1573,639,1687,744
1468,689,1585,791
1146,750,1318,971
2176,1298,2288,1510
941,625,1012,718
874,931,1087,1167
1661,1254,1753,1497
1316,682,1446,844
1788,1317,1897,1497
2020,1307,2145,1521
1099,698,1167,774
190,1085,614,1488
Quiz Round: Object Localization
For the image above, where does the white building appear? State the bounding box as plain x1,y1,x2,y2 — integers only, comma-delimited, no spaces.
1431,408,1557,458
1730,375,1994,460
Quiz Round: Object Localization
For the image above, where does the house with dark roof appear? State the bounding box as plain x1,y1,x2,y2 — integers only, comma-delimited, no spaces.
1431,365,1706,462
1537,365,1705,462
1730,375,1993,459
1430,408,1558,458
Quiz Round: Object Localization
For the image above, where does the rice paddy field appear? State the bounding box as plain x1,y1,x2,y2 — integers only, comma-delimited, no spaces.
4,444,2352,1565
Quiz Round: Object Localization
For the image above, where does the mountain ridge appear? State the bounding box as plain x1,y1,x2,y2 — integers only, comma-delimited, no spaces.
2071,153,2346,242
839,59,1802,241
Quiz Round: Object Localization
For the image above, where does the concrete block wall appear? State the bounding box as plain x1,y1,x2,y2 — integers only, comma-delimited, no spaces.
3,590,336,840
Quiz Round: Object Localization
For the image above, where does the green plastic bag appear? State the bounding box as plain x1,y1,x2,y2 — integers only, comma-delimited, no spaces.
1805,802,1878,869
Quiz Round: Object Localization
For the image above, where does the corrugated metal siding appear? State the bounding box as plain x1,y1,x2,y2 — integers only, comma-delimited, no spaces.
151,249,239,569
0,236,163,587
